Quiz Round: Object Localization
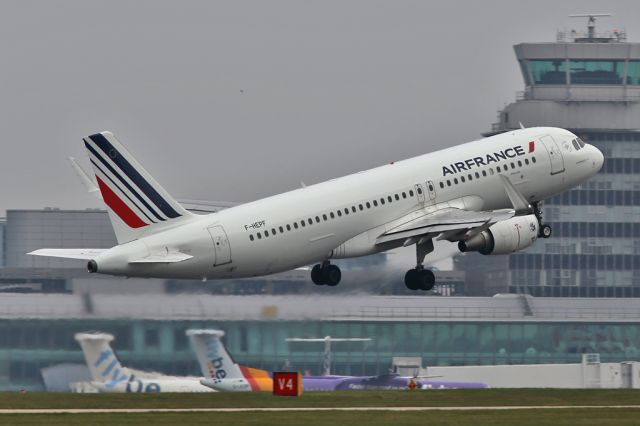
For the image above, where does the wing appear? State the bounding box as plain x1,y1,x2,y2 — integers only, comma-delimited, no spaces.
176,199,241,214
28,248,108,260
376,207,515,245
376,175,531,245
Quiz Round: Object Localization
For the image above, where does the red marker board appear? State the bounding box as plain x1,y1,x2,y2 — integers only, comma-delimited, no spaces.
272,372,303,396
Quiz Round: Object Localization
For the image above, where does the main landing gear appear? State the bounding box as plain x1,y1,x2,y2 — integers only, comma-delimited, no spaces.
311,261,341,286
533,202,552,239
404,238,436,291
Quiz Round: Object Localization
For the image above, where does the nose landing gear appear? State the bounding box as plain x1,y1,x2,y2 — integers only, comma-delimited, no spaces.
311,261,341,286
533,202,552,239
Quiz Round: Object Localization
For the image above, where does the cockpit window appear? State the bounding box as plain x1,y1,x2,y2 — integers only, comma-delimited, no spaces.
576,137,586,148
572,139,581,150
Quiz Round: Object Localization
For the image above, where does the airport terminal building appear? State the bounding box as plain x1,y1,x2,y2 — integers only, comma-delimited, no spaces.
1,294,639,391
459,20,640,297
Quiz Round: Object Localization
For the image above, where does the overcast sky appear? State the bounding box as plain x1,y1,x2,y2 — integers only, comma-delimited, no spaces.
1,0,638,216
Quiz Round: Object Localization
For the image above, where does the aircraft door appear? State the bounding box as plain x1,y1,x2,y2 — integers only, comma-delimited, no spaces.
207,225,232,266
426,181,436,202
540,135,565,175
414,183,425,204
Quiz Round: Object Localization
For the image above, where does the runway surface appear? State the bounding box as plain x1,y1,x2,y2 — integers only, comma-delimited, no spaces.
1,405,640,414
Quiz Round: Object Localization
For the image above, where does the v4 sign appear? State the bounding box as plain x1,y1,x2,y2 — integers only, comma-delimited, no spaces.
272,372,303,396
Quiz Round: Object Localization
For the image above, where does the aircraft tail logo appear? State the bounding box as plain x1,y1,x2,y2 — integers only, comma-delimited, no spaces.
75,332,131,387
82,131,193,244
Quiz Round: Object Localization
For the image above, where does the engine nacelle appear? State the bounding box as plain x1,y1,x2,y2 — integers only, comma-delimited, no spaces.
458,214,538,255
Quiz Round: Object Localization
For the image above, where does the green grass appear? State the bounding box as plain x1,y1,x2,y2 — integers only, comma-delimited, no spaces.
0,389,639,409
2,409,640,426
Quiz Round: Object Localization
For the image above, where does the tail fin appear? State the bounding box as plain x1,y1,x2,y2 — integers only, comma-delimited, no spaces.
187,329,248,380
83,131,192,244
74,332,131,385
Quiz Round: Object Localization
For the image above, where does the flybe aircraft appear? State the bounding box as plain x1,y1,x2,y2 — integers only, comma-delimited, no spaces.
75,332,214,393
188,329,488,391
30,127,603,290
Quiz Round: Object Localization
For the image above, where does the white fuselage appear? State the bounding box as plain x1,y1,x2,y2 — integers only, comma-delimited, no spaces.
90,377,214,393
92,127,603,279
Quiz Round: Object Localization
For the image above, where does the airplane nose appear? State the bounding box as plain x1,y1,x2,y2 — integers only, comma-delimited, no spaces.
592,145,604,171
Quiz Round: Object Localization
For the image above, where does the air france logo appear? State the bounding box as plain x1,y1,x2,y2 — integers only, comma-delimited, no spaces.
442,146,526,176
205,339,227,382
94,349,129,388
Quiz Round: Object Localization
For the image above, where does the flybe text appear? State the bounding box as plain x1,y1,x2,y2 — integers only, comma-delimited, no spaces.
442,146,526,176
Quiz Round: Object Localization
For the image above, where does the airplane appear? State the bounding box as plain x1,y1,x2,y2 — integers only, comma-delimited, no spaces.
74,332,214,393
30,127,603,290
187,329,488,391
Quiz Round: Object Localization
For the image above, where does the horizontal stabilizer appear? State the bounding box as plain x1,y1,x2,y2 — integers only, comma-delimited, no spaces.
28,248,107,260
129,250,193,263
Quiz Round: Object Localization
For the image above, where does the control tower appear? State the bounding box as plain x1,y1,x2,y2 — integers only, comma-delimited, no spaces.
460,15,640,297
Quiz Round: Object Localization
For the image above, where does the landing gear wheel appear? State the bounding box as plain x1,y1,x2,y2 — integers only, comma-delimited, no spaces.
311,264,324,285
323,265,341,286
540,224,552,239
404,269,421,290
404,268,435,291
420,269,436,291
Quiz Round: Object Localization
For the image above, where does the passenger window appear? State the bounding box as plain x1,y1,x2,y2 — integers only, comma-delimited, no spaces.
322,214,327,221
511,162,515,168
344,208,349,215
395,194,400,201
439,182,444,189
249,234,254,241
447,180,451,186
525,158,529,165
532,157,537,163
279,226,284,233
287,224,291,231
475,172,480,178
272,228,276,235
300,221,305,227
359,204,364,211
482,170,487,177
308,218,312,225
453,178,458,184
387,196,392,202
416,187,422,195
330,212,335,219
402,192,407,199
380,198,385,205
428,183,434,191
257,232,262,239
497,166,501,173
265,230,269,237
489,169,494,175
337,210,342,217
366,202,371,208
461,176,465,183
315,216,320,223
352,206,357,213
294,223,298,229
518,160,522,167
409,190,414,197
373,200,378,207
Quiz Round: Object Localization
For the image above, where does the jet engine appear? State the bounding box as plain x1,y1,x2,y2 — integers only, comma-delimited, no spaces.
458,214,538,255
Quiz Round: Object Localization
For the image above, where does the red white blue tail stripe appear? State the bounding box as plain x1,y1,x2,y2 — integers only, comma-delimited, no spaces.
83,132,183,229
